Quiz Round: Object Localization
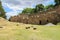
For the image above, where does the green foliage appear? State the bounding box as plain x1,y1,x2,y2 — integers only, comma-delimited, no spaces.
22,8,36,14
21,3,56,14
0,1,6,18
45,4,54,10
22,4,44,14
35,4,44,12
55,0,60,6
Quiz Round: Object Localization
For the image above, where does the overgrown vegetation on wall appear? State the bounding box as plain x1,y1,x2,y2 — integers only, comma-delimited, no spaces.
9,0,60,25
21,0,60,14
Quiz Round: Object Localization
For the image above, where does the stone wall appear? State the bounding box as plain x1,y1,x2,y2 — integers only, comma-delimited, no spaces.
9,6,60,25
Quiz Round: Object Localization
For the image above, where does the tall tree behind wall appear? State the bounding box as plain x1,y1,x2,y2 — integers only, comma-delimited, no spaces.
55,0,60,6
0,1,6,18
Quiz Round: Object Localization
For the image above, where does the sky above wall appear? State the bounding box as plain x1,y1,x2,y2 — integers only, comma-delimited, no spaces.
1,0,55,19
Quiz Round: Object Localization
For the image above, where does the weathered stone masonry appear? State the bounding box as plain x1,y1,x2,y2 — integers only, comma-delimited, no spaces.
9,6,60,25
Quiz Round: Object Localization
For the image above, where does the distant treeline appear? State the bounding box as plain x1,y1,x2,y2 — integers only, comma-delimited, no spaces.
21,0,60,14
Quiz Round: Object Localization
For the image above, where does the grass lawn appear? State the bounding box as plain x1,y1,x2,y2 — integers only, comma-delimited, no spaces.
0,21,60,40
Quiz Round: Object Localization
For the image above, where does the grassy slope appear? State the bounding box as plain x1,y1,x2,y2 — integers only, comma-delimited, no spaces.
0,19,60,40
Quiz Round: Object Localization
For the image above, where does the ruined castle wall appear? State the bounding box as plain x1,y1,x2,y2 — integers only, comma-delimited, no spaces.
9,6,60,25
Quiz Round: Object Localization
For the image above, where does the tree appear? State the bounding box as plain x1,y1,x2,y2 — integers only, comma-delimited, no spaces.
35,4,44,12
0,1,6,18
45,4,54,10
22,8,35,14
55,0,60,6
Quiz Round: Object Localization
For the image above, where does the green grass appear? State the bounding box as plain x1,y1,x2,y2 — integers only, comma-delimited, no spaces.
0,22,60,40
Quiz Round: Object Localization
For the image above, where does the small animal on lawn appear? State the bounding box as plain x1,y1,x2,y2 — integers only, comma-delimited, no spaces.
25,27,30,29
33,28,37,30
